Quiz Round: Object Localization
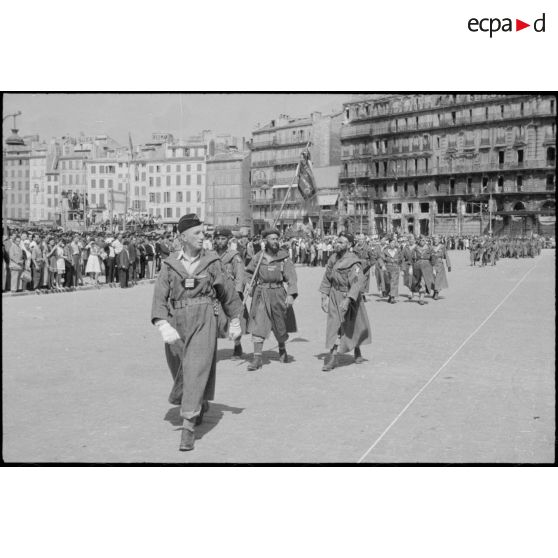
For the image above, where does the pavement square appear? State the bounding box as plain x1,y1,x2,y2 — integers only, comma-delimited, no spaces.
2,250,555,463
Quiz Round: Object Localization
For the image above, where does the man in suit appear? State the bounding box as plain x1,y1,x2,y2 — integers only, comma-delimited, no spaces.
128,235,138,285
119,240,131,288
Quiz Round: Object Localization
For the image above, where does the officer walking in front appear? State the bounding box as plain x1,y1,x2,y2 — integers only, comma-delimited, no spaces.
151,214,242,451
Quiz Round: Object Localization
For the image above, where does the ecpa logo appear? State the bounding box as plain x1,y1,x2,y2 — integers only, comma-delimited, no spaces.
468,13,546,37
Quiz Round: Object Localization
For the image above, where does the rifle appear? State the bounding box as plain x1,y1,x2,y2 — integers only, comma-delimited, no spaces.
242,153,307,309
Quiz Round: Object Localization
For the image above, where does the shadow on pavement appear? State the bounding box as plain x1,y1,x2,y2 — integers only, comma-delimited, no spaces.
289,337,309,343
164,403,245,440
314,352,361,369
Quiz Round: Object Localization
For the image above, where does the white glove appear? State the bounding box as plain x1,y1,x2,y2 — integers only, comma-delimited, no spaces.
228,318,242,341
157,321,181,344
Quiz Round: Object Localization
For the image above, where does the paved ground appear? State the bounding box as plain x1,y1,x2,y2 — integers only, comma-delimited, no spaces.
2,250,555,463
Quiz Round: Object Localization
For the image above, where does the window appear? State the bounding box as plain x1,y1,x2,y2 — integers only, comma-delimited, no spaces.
546,175,555,191
156,177,161,187
196,191,201,203
176,191,183,203
91,179,96,188
197,164,202,172
166,176,171,186
186,191,191,202
91,166,96,174
165,207,173,218
166,165,171,173
516,176,522,190
141,172,146,181
164,192,171,203
176,207,181,218
407,203,414,213
149,193,155,203
176,175,181,186
517,149,524,164
451,111,456,124
420,202,429,213
108,179,113,189
196,175,202,186
467,177,472,194
91,194,96,204
99,193,105,205
500,105,504,118
498,151,505,164
149,177,153,187
392,203,401,214
437,201,457,214
482,177,489,192
149,166,154,173
186,164,191,172
156,165,161,173
449,178,455,195
176,165,181,172
100,165,105,173
99,179,105,188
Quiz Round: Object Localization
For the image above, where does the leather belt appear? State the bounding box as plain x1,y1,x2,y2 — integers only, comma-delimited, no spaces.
258,283,283,289
172,296,214,309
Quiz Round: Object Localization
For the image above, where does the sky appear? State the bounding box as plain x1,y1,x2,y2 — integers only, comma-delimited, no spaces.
2,93,353,145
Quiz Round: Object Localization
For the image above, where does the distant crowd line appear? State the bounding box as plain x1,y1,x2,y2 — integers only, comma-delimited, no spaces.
2,226,554,294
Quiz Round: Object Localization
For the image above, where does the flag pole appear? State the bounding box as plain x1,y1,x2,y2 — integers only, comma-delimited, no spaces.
242,141,311,306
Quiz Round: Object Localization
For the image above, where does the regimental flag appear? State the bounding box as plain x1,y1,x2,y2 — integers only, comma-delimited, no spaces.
128,132,134,158
297,149,317,201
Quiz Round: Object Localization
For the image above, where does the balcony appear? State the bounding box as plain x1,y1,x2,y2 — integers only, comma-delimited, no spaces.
251,159,276,168
250,137,309,150
341,104,556,141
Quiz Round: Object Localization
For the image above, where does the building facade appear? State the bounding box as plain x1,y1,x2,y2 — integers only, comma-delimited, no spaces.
339,94,556,237
206,150,251,231
249,111,342,235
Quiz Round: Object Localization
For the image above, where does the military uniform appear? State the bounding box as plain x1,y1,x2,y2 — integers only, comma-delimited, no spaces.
411,244,435,303
151,250,242,421
379,244,403,302
246,249,298,344
319,250,371,365
431,243,451,297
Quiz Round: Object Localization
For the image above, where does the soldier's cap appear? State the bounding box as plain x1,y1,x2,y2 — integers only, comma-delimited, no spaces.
338,231,355,245
262,228,280,238
214,226,232,238
177,213,202,233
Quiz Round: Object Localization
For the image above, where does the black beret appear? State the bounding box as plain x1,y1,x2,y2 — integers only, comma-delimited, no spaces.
177,213,202,233
214,226,232,238
262,228,280,238
339,231,355,245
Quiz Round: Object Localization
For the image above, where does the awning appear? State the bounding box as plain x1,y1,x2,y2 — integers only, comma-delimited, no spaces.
318,194,339,206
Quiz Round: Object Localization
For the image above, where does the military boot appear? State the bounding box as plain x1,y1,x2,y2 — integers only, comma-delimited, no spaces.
179,423,195,451
278,344,288,363
354,346,364,364
247,354,262,371
231,342,243,360
322,352,337,371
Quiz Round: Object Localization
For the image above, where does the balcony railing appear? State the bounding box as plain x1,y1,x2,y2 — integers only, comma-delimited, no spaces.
341,106,556,140
250,138,309,150
339,159,554,181
251,159,276,168
345,95,552,124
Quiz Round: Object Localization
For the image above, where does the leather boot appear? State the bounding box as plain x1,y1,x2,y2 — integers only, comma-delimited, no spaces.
247,354,262,371
433,291,439,300
195,400,209,426
231,342,243,360
354,346,364,364
179,426,195,451
278,345,288,363
322,352,337,371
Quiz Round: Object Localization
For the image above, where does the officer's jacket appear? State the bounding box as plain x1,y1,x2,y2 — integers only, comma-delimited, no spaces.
245,250,298,297
150,250,242,324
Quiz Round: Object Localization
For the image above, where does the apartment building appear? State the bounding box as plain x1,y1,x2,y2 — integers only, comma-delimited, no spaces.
339,94,556,237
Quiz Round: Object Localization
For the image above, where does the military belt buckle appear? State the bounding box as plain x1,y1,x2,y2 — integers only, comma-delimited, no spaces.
184,278,195,289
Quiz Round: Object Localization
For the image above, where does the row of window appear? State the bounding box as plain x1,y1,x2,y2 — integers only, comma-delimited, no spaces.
148,191,202,204
148,174,203,187
4,169,30,178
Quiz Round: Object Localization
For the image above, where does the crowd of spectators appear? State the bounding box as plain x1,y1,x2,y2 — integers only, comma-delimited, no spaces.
2,226,554,295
